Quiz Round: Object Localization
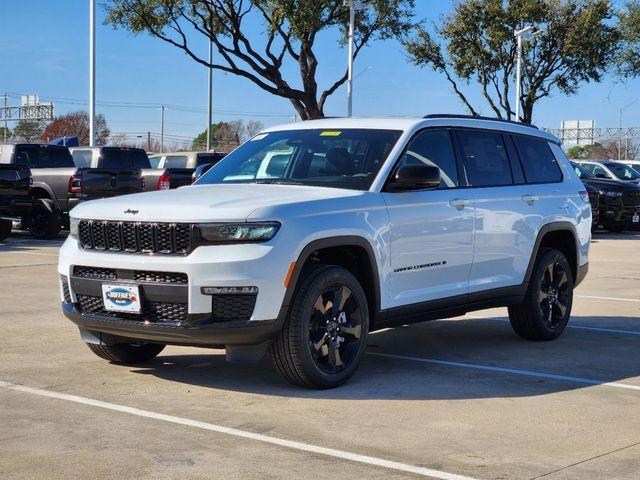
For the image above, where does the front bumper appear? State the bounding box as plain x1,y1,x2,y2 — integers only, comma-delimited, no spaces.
61,302,282,347
599,204,640,226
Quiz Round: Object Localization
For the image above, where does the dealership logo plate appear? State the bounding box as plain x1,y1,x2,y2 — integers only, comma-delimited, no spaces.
102,284,141,313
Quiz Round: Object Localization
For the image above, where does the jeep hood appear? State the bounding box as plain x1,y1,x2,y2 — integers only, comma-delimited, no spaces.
70,183,362,222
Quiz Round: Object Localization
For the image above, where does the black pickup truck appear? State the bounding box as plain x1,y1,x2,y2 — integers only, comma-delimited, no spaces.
0,144,145,238
0,164,33,240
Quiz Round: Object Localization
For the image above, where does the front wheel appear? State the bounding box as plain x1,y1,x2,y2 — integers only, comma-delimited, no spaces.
29,199,62,239
508,248,574,341
0,220,11,241
86,342,165,364
270,265,369,389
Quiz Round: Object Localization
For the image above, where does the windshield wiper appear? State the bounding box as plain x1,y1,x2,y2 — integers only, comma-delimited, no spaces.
252,179,304,185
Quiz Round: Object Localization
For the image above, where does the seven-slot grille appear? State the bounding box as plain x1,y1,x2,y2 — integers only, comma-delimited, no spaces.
622,191,640,208
78,220,193,255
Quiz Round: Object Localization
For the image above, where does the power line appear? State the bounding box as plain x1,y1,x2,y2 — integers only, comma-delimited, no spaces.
5,92,294,118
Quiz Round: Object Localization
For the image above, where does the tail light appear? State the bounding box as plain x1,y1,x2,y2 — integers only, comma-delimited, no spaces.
69,173,83,194
28,172,33,193
578,190,589,204
157,173,171,190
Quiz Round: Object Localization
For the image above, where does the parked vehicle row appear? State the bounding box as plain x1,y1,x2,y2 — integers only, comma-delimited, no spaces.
571,160,640,232
0,143,226,241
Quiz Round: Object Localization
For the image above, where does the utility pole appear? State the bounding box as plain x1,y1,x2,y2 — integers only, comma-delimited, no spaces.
514,26,534,123
147,131,151,151
344,1,370,117
2,94,7,142
206,40,213,151
89,0,96,146
160,105,165,153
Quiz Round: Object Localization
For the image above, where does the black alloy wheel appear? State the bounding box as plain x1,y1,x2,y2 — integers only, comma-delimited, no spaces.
308,284,363,374
509,248,574,341
537,261,571,331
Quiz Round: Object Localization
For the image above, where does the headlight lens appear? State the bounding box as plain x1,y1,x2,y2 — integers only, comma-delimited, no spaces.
69,217,80,238
197,222,280,243
604,191,624,198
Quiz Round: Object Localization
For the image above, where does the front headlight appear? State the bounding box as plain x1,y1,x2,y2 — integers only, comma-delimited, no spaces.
69,217,80,238
604,191,624,198
197,222,280,243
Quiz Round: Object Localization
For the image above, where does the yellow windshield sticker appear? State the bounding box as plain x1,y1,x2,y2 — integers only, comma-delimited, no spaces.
320,131,342,137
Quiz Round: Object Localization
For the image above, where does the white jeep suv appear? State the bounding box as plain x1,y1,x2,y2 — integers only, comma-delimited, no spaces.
59,115,591,388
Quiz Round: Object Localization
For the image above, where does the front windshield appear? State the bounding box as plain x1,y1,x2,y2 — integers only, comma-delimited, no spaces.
608,163,640,180
571,162,594,179
197,128,402,190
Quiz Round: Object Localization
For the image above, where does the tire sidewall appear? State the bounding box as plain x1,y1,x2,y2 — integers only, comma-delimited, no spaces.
292,267,369,388
529,249,574,338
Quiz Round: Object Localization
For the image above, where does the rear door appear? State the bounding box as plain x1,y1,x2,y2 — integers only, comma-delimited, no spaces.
383,129,475,307
454,129,536,293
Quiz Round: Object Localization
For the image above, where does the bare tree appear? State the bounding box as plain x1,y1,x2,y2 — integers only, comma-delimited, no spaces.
104,0,414,119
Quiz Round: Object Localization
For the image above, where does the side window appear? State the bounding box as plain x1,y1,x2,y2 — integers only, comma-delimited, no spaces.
513,136,562,183
72,150,93,168
457,130,512,187
590,164,611,179
163,155,189,169
397,130,458,188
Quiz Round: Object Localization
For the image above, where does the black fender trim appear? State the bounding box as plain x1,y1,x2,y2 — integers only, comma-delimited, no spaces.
523,221,580,285
276,236,382,324
30,182,62,211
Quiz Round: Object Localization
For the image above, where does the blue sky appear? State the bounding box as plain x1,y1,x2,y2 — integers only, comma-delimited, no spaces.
2,0,639,143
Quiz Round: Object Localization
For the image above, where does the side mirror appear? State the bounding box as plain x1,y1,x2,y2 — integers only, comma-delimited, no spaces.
388,165,441,192
192,163,213,184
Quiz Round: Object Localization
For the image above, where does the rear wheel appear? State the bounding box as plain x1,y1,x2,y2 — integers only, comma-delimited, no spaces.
270,265,369,389
86,342,165,364
0,220,11,241
29,199,62,239
508,248,573,341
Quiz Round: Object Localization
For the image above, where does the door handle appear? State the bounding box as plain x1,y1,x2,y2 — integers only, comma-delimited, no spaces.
449,198,470,210
521,194,540,204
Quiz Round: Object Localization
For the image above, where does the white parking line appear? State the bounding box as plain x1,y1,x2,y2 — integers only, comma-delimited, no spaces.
0,380,478,480
367,353,640,392
462,316,640,337
577,294,640,303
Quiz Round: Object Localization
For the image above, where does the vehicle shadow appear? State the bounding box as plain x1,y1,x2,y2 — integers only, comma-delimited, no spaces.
129,315,640,400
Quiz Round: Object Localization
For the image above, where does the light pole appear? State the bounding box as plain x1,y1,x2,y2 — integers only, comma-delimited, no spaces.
514,26,534,123
206,39,213,151
344,1,370,117
619,99,639,161
89,0,96,146
160,105,165,153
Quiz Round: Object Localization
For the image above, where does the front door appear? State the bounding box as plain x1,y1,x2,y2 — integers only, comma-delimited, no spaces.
383,129,475,308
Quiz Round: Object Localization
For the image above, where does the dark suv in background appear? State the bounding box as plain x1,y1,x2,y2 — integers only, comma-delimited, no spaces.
571,161,640,232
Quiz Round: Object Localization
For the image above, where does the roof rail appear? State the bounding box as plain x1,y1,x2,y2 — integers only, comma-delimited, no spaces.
422,114,539,130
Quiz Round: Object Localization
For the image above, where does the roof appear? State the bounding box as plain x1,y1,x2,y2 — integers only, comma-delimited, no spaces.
262,116,560,144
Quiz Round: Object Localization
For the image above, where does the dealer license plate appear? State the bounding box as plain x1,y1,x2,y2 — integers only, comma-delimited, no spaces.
102,284,141,313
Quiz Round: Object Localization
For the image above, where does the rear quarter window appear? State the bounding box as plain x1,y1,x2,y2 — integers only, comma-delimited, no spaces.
513,135,563,183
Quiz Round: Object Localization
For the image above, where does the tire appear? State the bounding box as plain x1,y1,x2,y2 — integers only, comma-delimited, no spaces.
605,225,625,233
0,220,11,241
29,199,62,239
270,265,369,389
508,248,574,341
86,342,165,364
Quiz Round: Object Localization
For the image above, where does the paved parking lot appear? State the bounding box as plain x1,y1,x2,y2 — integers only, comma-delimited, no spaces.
1,232,639,480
